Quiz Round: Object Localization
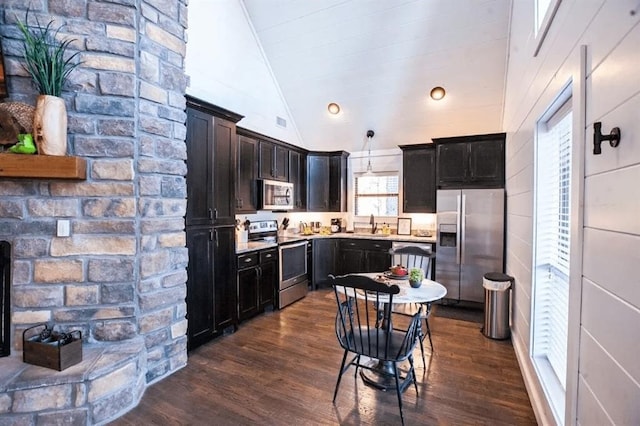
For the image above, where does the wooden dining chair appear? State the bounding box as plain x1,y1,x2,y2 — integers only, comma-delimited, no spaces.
330,274,422,425
389,246,436,367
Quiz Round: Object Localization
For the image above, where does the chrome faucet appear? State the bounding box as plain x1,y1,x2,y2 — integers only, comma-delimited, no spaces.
370,214,377,234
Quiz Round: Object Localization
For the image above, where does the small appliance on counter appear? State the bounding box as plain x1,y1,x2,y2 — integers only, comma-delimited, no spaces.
330,218,342,233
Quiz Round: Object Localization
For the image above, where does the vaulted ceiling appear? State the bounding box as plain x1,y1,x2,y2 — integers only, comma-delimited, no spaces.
242,0,512,152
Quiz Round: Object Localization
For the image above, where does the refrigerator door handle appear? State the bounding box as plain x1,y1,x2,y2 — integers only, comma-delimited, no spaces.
456,194,461,265
461,193,466,264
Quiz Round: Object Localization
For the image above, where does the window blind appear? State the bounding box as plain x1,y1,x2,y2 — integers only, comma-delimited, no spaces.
533,99,572,393
354,174,399,216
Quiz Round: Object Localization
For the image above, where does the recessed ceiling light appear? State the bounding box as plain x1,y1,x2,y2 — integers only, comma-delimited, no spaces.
430,86,446,101
327,102,341,114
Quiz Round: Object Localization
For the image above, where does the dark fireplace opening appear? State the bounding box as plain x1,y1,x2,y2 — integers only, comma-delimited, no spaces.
1,241,10,357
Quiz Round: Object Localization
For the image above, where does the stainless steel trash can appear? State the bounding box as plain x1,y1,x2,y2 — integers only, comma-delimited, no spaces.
482,272,513,339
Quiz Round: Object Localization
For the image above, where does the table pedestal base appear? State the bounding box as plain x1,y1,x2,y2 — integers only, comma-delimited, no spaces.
360,359,407,391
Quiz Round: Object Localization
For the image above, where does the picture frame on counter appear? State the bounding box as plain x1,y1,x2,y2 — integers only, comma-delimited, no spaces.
397,218,412,236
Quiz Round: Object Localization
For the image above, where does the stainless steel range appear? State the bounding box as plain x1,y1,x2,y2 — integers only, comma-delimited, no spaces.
248,220,309,309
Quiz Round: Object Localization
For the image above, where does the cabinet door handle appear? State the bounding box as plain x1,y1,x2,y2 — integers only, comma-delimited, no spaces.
213,209,218,220
257,266,262,278
244,257,253,263
208,208,213,220
209,230,214,241
213,229,218,247
264,253,272,259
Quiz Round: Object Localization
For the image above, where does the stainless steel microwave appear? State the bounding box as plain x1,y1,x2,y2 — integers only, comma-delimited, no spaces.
260,179,294,210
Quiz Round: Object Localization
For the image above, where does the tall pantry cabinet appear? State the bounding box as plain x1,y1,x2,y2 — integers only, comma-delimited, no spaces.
185,96,243,351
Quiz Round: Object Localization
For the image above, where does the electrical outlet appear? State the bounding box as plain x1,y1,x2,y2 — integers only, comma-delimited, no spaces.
56,220,70,237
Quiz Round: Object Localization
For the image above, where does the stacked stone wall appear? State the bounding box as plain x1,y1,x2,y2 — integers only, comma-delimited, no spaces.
0,0,188,393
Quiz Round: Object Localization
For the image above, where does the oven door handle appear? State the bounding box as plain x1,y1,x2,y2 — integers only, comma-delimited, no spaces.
279,240,309,251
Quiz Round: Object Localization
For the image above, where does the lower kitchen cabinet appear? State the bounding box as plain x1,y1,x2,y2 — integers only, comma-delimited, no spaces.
186,226,237,351
339,239,392,275
237,248,278,322
312,238,339,289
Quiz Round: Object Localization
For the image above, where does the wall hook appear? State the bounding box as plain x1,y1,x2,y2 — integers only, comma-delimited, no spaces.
593,122,620,155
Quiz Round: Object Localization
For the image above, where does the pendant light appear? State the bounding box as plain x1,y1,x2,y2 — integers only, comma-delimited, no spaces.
365,130,374,175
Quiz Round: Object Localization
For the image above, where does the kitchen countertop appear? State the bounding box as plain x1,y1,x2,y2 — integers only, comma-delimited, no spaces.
236,232,436,254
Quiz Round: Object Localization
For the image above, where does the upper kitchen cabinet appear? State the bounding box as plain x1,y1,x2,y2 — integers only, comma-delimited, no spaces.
289,149,307,211
236,131,258,213
400,144,436,213
259,140,288,181
307,151,349,212
186,96,243,226
434,133,505,189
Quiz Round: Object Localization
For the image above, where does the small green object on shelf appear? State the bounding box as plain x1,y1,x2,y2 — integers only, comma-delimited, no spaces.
8,133,36,154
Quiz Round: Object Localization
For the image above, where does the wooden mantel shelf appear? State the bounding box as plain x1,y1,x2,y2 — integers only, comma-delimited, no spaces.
0,153,87,180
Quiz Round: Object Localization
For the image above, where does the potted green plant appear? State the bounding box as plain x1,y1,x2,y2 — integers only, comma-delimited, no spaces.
409,268,424,288
16,12,81,156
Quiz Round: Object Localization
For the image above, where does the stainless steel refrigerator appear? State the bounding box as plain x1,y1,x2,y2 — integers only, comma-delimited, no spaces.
435,188,504,303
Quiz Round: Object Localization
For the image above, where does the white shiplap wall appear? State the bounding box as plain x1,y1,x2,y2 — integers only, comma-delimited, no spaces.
504,0,640,424
185,0,303,147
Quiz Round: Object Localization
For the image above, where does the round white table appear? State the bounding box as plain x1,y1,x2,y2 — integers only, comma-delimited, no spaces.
352,273,447,391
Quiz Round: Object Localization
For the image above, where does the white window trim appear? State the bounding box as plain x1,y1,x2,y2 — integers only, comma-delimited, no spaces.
353,171,400,220
534,0,562,57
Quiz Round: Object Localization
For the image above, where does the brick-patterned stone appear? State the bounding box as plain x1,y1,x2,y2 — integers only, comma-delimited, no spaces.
138,198,186,217
140,218,185,233
145,359,169,383
138,277,161,293
0,196,24,218
51,235,136,256
169,247,188,267
139,307,173,333
140,51,159,82
141,235,157,252
34,259,84,283
138,159,186,175
67,68,98,94
156,138,187,160
13,238,48,257
139,175,162,196
27,199,78,217
168,91,186,109
50,182,134,197
158,105,186,123
140,3,159,22
82,198,136,218
161,270,187,288
158,14,185,39
88,258,135,282
161,176,186,197
74,136,135,157
140,250,170,278
13,287,64,308
145,22,185,56
86,37,135,58
36,409,88,426
94,320,137,341
139,81,166,104
101,283,134,304
12,309,51,324
0,393,11,413
91,159,133,180
160,63,187,92
50,0,88,17
73,220,135,234
157,232,185,248
12,385,73,412
79,53,135,73
0,181,37,196
66,285,99,306
11,261,31,285
139,99,159,116
75,94,135,117
54,306,134,322
68,115,97,134
74,383,87,407
91,386,135,424
170,318,187,339
98,72,136,97
97,119,135,137
140,116,172,137
139,286,185,311
173,122,187,141
106,25,136,42
143,327,169,349
88,2,136,26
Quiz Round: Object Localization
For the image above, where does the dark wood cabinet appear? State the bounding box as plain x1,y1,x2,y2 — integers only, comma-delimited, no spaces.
400,144,436,213
312,238,339,289
236,134,258,213
338,239,391,275
307,151,349,212
289,149,306,211
237,248,278,322
212,226,237,331
434,133,505,189
185,227,215,350
185,96,243,351
259,140,288,181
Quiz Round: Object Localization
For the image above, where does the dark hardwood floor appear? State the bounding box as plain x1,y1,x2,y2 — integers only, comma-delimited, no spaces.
112,289,536,425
